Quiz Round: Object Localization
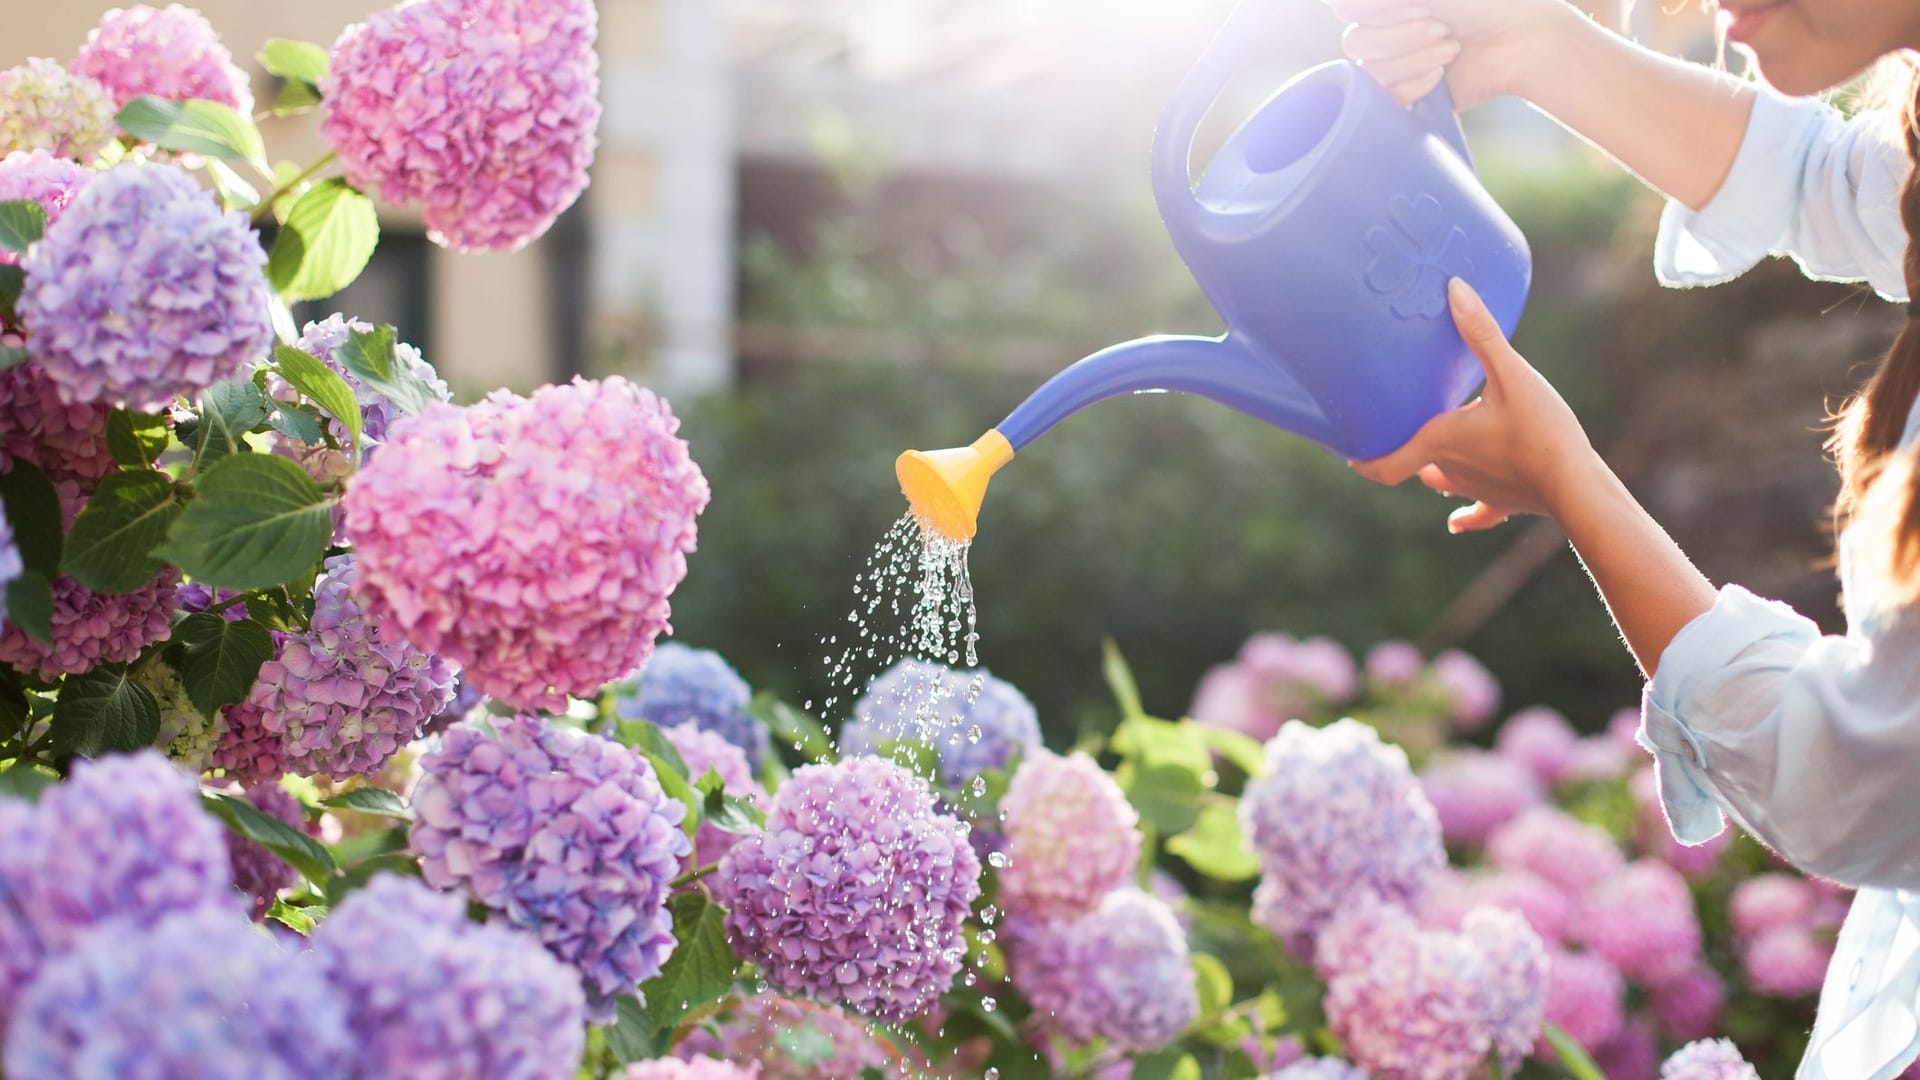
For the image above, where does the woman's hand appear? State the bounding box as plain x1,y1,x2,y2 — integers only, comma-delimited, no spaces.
1328,0,1583,108
1353,278,1602,533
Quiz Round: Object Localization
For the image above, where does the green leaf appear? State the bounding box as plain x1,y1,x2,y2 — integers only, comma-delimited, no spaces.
700,781,765,835
1102,638,1145,720
1166,801,1260,882
637,893,739,1045
204,158,261,210
1543,1023,1607,1080
327,851,420,901
643,751,702,839
172,613,275,721
105,409,171,468
0,199,47,255
48,664,161,759
603,995,657,1065
0,761,57,802
336,326,438,416
1192,952,1234,1018
116,96,266,164
272,79,322,114
266,180,378,303
0,262,24,317
202,790,336,885
265,898,319,935
191,378,271,473
5,570,52,645
59,470,182,593
748,691,835,763
157,454,334,590
257,39,329,84
0,459,62,580
321,787,410,820
1131,1051,1202,1080
1191,722,1266,777
272,344,360,453
265,401,326,444
875,737,941,787
0,343,25,371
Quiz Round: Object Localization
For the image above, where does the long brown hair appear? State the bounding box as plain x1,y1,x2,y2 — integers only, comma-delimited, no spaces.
1828,57,1920,603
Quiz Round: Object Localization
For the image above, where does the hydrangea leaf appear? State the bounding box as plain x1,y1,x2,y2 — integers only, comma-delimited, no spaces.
0,199,46,255
48,663,161,759
1191,952,1234,1018
173,612,275,721
0,761,56,802
320,787,410,819
202,789,336,886
1543,1023,1606,1080
257,39,328,101
267,180,378,303
1101,638,1146,721
615,716,691,777
60,469,182,594
0,459,62,579
603,994,656,1065
642,751,702,840
699,778,765,836
4,570,53,645
265,400,326,445
105,409,171,468
637,893,738,1047
337,325,438,417
272,344,361,453
190,377,271,474
1189,722,1265,778
116,96,266,165
748,691,835,763
1166,801,1260,882
157,453,334,590
1130,1051,1202,1080
264,898,319,935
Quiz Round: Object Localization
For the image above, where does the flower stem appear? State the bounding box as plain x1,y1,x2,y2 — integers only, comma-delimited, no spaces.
669,863,718,888
250,151,338,224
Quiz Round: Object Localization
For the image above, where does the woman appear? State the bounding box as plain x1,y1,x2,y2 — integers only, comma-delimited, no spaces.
1333,0,1920,1076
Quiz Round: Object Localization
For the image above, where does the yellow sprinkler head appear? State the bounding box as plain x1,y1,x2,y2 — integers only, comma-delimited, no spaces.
894,430,1015,541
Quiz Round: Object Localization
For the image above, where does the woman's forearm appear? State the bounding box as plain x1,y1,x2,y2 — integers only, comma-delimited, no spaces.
1519,6,1756,210
1548,454,1720,677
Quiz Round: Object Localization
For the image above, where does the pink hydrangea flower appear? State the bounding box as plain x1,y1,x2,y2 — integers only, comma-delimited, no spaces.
346,376,707,710
1430,648,1500,730
322,0,599,252
0,59,116,162
71,4,253,113
1420,749,1543,846
1594,1019,1661,1080
1660,1038,1761,1080
1008,888,1200,1052
1270,1060,1369,1080
1650,966,1726,1043
674,997,894,1079
1729,873,1818,939
1465,907,1551,1073
627,1060,760,1080
662,721,764,869
1494,706,1579,785
1190,633,1357,740
1536,948,1624,1055
1423,869,1571,946
1364,640,1425,689
1573,860,1702,987
1486,806,1624,897
0,361,115,489
211,698,286,786
1741,924,1831,998
0,151,92,267
0,568,177,680
998,748,1142,920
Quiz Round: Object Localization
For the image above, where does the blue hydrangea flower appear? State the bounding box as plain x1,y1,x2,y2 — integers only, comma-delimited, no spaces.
613,642,768,771
841,660,1041,786
4,907,352,1080
312,875,585,1077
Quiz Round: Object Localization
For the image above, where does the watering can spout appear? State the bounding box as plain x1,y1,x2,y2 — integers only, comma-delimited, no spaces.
896,431,1015,541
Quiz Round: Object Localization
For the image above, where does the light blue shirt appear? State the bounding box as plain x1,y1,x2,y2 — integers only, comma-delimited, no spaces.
1640,87,1920,1080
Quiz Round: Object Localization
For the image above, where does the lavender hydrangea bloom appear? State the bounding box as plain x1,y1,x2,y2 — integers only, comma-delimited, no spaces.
1009,888,1200,1052
1269,1060,1369,1080
19,163,273,411
998,749,1142,921
1420,749,1543,847
627,1059,760,1080
1486,806,1624,897
225,783,308,920
713,756,981,1023
675,997,894,1079
614,642,768,771
1190,633,1358,742
410,715,689,1022
1660,1039,1762,1080
1465,908,1549,1073
1539,948,1625,1054
0,361,116,488
1494,706,1580,786
1573,861,1702,986
313,875,585,1078
249,554,458,778
843,660,1041,786
4,907,351,1080
1241,719,1445,955
0,59,116,161
662,722,764,869
71,4,254,112
0,503,18,625
1430,649,1501,731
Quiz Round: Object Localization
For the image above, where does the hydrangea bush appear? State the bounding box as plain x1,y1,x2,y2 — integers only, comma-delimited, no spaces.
0,2,1849,1078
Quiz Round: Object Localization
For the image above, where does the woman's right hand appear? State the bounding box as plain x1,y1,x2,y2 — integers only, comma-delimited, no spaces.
1328,0,1583,108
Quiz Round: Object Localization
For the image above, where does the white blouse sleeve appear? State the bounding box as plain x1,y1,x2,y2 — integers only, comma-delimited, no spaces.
1654,88,1912,301
1639,585,1920,890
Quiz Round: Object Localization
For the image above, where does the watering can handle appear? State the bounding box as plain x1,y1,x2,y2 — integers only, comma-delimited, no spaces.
1409,78,1474,168
1150,0,1268,244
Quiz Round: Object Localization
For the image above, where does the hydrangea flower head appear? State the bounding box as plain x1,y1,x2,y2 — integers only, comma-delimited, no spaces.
1494,706,1580,785
1364,640,1425,689
628,1060,761,1080
211,697,287,785
1741,924,1830,997
72,5,253,112
137,658,224,771
322,0,599,251
1430,648,1500,730
1651,966,1726,1042
1190,633,1357,741
344,376,710,710
19,162,272,411
843,660,1042,785
1730,873,1818,939
1595,1020,1661,1080
1573,860,1702,986
1464,907,1550,1073
1660,1039,1762,1080
0,567,177,681
1422,869,1571,946
313,874,586,1078
267,315,452,498
248,554,458,777
1420,748,1543,846
613,642,768,770
663,720,765,868
1269,1060,1370,1080
1241,719,1445,954
4,907,350,1080
712,755,980,1022
0,361,116,488
1537,948,1624,1054
1486,806,1624,897
410,714,690,1021
998,748,1142,920
225,782,310,920
1010,888,1200,1052
674,997,894,1079
0,60,116,161
0,150,93,266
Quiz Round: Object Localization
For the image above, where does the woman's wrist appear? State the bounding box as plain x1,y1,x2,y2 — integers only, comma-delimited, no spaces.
1540,443,1617,525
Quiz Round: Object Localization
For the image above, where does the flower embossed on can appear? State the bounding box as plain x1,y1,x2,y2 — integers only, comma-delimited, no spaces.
1364,192,1475,320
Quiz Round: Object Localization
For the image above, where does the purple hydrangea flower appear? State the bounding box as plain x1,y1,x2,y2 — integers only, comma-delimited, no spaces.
675,997,894,1079
5,907,350,1080
225,782,310,920
1538,948,1624,1055
312,874,586,1077
0,60,116,162
322,0,599,251
0,752,237,1028
627,1059,760,1080
248,554,458,778
423,674,486,738
614,642,768,771
1009,887,1200,1053
843,660,1041,786
1190,633,1358,742
19,163,273,411
1464,907,1550,1073
662,721,765,869
713,755,980,1023
0,150,93,267
0,566,178,680
1741,924,1830,998
1573,861,1702,986
1651,966,1726,1043
1270,1060,1369,1080
211,697,287,785
410,715,689,1022
1420,749,1544,847
71,4,253,113
1595,1019,1661,1080
1730,873,1818,939
998,748,1142,921
1241,719,1445,955
1424,869,1572,947
1365,640,1425,689
0,502,18,625
1486,806,1623,897
1494,706,1580,786
0,361,116,488
1660,1039,1762,1080
1430,649,1500,731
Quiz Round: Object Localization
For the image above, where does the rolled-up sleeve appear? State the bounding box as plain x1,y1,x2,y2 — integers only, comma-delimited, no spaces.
1640,585,1920,890
1654,88,1911,301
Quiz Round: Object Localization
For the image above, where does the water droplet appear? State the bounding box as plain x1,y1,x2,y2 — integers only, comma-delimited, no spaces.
971,776,986,797
981,996,998,1012
987,852,1009,868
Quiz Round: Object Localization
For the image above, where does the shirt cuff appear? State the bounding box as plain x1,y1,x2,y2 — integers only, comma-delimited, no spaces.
1653,89,1831,288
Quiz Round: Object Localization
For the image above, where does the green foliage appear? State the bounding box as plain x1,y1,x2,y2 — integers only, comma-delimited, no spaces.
267,180,379,303
257,38,328,113
201,789,336,886
320,787,410,819
47,664,160,759
59,470,182,593
171,613,276,721
337,325,438,415
116,97,267,166
188,377,271,473
0,199,47,255
627,893,739,1055
0,460,62,644
157,453,335,590
273,344,361,455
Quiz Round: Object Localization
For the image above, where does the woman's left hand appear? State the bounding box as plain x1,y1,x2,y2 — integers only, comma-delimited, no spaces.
1353,277,1602,532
